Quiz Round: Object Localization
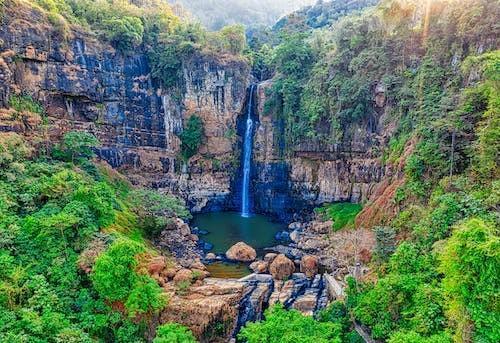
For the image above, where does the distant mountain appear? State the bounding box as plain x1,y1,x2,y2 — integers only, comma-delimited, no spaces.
168,0,316,30
275,0,379,30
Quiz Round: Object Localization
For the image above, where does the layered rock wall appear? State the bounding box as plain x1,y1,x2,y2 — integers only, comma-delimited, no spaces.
0,2,249,212
252,80,398,221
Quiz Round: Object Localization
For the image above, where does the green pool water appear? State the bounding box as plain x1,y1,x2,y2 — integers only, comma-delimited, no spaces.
191,211,285,278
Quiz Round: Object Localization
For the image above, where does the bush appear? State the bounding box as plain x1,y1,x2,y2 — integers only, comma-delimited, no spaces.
91,238,167,317
8,94,45,115
130,188,190,238
373,226,396,262
238,304,343,343
102,16,144,52
178,115,204,161
53,131,100,163
153,323,196,343
439,218,500,342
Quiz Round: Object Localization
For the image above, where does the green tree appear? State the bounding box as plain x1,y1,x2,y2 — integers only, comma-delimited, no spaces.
153,323,196,343
101,16,144,52
54,131,100,163
439,218,500,343
178,115,204,161
238,304,343,343
219,24,246,54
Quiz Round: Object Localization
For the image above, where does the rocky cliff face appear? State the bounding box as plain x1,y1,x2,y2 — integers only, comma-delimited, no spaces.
0,2,249,213
252,80,398,221
0,2,400,223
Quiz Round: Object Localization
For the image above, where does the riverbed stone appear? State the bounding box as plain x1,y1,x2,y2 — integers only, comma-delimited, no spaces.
249,260,268,274
264,253,277,263
226,242,257,262
269,254,295,280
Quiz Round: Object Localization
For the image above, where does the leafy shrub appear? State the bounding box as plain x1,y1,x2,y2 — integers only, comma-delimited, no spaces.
130,188,190,238
102,16,144,52
439,218,500,343
373,226,396,262
153,323,196,343
238,304,342,343
8,94,45,115
53,131,100,163
178,115,204,161
91,238,166,317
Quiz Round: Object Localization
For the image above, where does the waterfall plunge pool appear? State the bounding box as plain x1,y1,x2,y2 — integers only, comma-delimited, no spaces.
191,211,285,278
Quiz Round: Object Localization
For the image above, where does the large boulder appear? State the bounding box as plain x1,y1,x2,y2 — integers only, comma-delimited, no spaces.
300,255,319,278
269,254,295,280
225,242,256,262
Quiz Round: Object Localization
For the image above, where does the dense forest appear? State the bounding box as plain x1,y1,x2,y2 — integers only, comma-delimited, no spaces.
0,0,499,342
241,0,500,342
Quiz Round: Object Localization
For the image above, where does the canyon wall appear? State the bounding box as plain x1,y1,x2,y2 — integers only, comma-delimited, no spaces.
252,81,398,221
0,2,249,213
0,2,399,222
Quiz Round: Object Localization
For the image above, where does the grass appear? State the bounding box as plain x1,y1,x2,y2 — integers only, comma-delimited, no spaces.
315,202,363,231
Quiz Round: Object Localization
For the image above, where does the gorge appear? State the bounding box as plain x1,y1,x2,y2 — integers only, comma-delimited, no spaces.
0,0,498,343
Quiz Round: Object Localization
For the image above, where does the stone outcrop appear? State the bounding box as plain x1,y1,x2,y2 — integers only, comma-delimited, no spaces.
154,218,202,262
269,254,295,280
160,278,247,342
226,242,257,262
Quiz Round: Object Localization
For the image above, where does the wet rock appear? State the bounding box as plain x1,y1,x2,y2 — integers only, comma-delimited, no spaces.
198,240,213,251
249,260,268,274
266,245,305,260
300,255,319,278
275,230,290,241
269,254,295,280
288,222,303,230
226,242,257,262
236,279,273,332
205,252,216,260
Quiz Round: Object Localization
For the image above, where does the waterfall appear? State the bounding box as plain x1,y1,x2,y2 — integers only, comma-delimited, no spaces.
241,85,256,218
162,95,170,149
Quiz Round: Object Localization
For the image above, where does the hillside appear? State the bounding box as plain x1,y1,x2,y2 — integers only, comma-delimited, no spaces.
168,0,316,30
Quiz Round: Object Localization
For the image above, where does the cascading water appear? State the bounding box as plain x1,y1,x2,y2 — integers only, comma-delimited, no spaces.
241,85,256,217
